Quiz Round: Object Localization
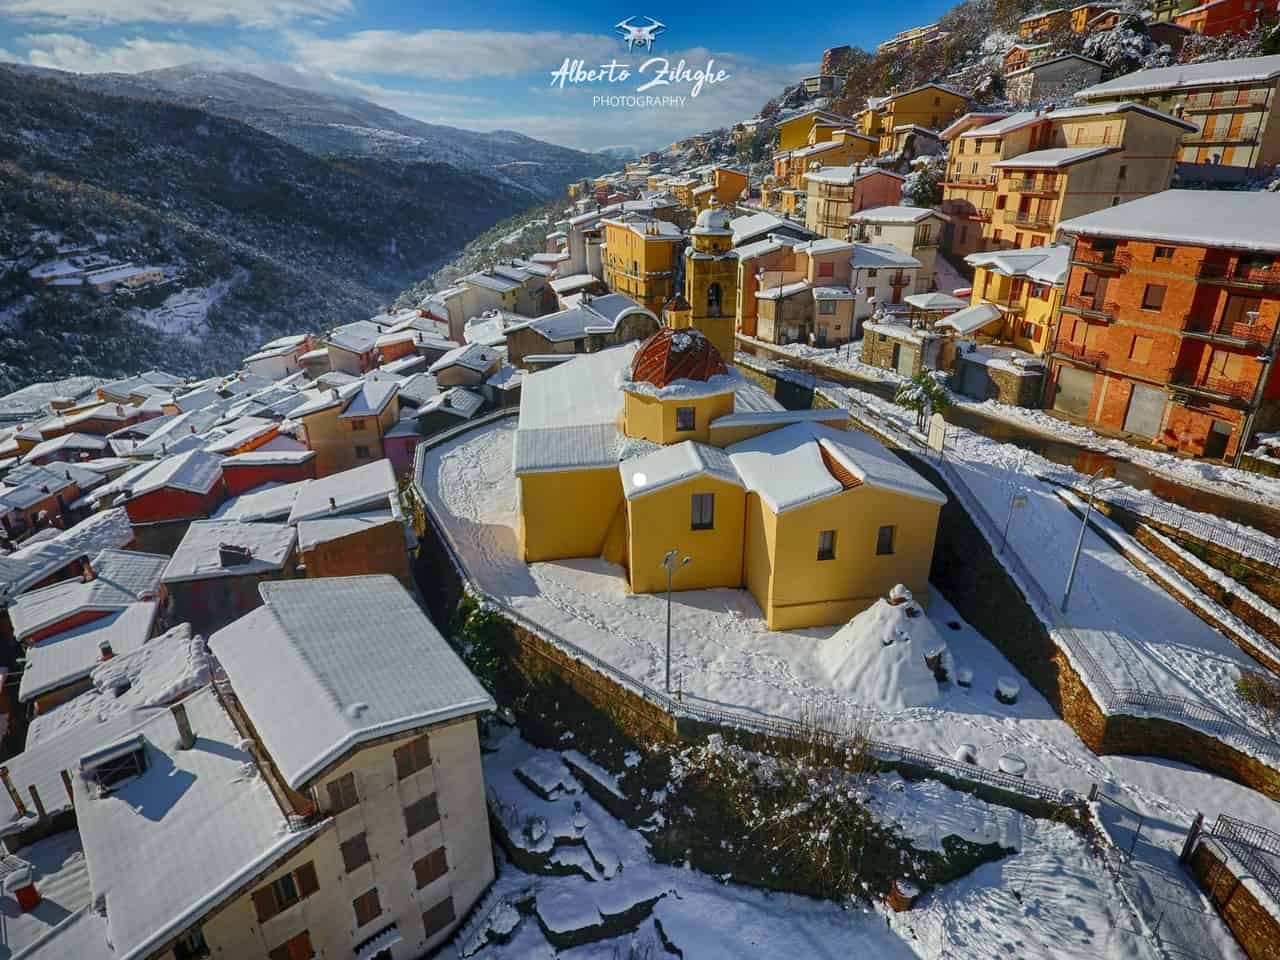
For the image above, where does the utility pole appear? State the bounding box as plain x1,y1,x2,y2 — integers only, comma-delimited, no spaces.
1062,465,1110,613
662,549,692,694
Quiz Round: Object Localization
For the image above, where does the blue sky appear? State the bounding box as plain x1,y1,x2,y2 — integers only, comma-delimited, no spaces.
0,0,957,151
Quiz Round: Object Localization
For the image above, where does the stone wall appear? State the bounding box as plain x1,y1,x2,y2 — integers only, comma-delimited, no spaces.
1189,840,1280,960
955,356,1044,407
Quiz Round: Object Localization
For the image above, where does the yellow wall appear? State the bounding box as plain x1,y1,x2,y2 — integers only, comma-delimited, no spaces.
603,222,680,315
754,485,941,630
519,468,623,561
626,477,746,593
301,398,398,477
707,412,848,447
623,390,735,445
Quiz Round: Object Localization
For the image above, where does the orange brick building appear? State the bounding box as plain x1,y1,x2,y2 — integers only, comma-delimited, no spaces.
1049,190,1280,462
1175,0,1277,36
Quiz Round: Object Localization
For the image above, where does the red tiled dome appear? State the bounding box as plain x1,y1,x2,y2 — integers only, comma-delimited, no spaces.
629,327,727,388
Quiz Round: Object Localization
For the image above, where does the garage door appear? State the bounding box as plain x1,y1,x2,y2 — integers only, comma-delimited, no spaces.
1053,366,1095,418
895,344,917,378
1122,383,1166,439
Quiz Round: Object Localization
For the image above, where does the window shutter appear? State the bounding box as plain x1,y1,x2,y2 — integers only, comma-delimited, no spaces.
395,743,411,780
287,931,314,960
295,861,319,898
252,887,279,924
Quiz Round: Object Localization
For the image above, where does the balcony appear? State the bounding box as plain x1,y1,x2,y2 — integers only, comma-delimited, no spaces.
1002,210,1054,231
1197,261,1280,291
1183,89,1270,112
1062,294,1117,321
1005,176,1059,195
1182,316,1274,349
1053,342,1108,367
1169,371,1257,404
887,272,911,287
1072,248,1131,271
912,234,941,248
1185,126,1261,146
944,173,996,188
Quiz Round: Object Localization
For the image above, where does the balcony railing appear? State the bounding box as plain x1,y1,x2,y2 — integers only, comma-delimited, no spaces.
1002,210,1054,230
1170,371,1257,402
912,234,941,248
1005,176,1059,195
1197,261,1280,290
1072,248,1131,270
887,272,911,287
1185,126,1261,146
1054,342,1108,366
1184,89,1270,111
1063,294,1117,320
1183,316,1273,347
945,173,996,187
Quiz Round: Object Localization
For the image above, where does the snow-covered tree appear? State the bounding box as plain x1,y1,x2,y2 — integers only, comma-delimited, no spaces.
1083,23,1171,76
895,371,953,431
902,156,946,208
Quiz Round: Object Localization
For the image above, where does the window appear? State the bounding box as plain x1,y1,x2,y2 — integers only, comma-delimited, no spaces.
1118,164,1127,179
423,897,457,938
1128,335,1153,363
818,260,834,278
1081,272,1099,296
1141,283,1166,311
1153,246,1175,260
707,282,723,317
173,928,211,960
354,445,371,460
414,847,449,888
353,888,382,928
817,530,836,561
875,525,896,556
404,793,440,836
691,493,715,530
267,931,314,960
327,773,359,814
818,299,837,315
340,833,371,873
867,268,878,279
252,863,319,923
675,406,696,432
394,734,432,780
1111,196,1120,207
350,418,367,431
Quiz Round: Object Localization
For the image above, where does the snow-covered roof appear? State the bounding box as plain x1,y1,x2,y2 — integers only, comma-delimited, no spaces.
620,441,742,499
851,243,922,269
464,270,522,293
851,205,947,224
0,508,133,603
961,101,1197,137
509,294,656,344
1005,53,1104,79
1058,189,1280,253
1076,54,1280,98
905,291,968,311
992,145,1117,168
23,432,109,462
417,387,485,419
882,81,968,103
813,286,855,300
733,235,801,262
602,216,683,240
937,302,1004,333
75,686,320,960
221,448,316,468
428,342,502,375
123,449,223,500
10,548,167,641
19,601,158,702
328,320,382,354
804,165,904,186
295,509,402,552
757,279,812,301
730,211,814,246
209,576,494,788
287,458,397,523
966,244,1071,284
550,273,601,294
727,422,946,513
339,380,398,420
0,831,101,955
201,420,276,455
213,479,312,522
161,520,296,584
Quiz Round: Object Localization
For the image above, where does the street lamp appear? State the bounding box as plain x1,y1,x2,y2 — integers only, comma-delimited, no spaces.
1062,465,1111,613
661,549,692,694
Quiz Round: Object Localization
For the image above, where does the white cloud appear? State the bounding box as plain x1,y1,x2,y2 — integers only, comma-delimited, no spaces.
0,0,349,28
285,27,618,81
0,47,21,62
16,32,246,72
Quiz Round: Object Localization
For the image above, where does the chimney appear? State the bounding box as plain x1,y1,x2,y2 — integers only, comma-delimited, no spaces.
27,784,46,820
81,555,96,582
331,389,339,401
171,702,196,750
5,864,40,913
0,767,27,817
98,638,114,661
328,496,337,513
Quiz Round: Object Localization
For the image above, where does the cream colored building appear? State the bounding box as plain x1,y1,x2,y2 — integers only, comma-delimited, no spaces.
850,206,950,293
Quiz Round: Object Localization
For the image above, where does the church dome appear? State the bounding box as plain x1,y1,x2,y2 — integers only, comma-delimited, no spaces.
629,328,728,388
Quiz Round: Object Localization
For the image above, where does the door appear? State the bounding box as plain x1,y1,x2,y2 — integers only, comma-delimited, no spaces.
1053,366,1095,417
959,360,988,399
1122,383,1166,438
1203,419,1232,460
895,344,917,377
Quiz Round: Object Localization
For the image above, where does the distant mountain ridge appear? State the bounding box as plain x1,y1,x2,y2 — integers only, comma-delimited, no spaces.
54,64,612,198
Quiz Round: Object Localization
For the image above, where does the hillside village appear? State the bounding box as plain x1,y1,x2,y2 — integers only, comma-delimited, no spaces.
1,4,1280,960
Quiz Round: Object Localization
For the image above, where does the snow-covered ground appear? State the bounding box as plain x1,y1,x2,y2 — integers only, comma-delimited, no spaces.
740,334,907,388
467,724,1162,960
131,270,245,340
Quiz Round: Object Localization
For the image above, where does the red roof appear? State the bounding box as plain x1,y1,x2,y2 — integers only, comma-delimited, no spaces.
629,328,728,388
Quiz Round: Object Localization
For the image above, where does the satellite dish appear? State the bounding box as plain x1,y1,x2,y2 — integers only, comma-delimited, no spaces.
632,472,648,487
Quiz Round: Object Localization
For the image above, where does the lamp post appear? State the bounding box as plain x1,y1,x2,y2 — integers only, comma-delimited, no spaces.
661,549,692,694
1062,465,1111,613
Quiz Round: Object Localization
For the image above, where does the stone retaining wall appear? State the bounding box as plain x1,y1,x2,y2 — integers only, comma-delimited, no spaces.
1189,840,1280,960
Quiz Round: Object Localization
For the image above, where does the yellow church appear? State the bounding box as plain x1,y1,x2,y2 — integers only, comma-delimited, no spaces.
513,327,946,630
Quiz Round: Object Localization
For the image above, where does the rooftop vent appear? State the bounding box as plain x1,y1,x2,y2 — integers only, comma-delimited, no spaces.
218,543,254,567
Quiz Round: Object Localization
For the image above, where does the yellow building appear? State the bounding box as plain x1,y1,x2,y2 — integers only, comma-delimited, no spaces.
294,380,400,476
776,107,860,152
962,244,1071,354
774,128,878,192
602,214,685,314
941,102,1196,255
862,84,970,155
1018,6,1072,37
676,205,738,360
513,330,946,629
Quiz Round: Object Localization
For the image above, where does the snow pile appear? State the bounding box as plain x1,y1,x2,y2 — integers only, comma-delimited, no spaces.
818,592,944,709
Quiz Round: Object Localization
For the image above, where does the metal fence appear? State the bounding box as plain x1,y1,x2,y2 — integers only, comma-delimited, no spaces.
1205,814,1280,909
808,381,1280,771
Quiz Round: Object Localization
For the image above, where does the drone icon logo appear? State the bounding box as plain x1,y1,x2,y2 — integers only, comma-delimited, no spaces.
615,16,665,52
